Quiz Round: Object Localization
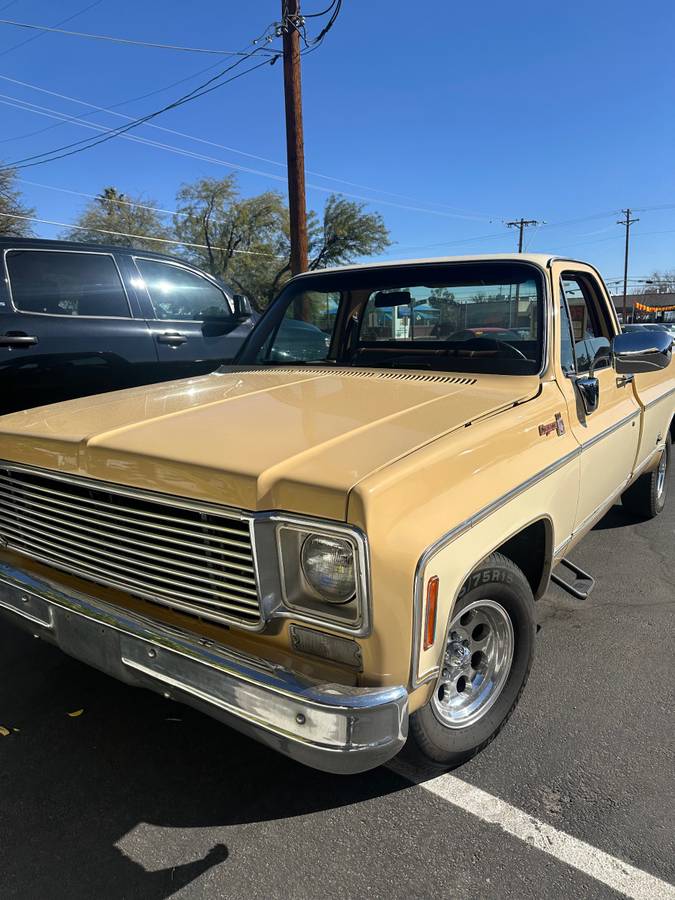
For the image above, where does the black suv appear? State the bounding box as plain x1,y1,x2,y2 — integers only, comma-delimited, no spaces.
0,238,256,414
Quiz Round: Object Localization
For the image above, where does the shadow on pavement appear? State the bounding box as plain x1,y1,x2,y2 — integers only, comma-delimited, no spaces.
0,626,409,900
591,501,644,531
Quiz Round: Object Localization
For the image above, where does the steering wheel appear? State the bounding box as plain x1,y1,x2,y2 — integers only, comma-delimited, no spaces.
456,336,528,360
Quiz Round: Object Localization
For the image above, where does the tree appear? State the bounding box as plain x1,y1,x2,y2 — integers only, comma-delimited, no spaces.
0,165,35,236
639,271,675,293
173,177,392,308
173,176,289,307
63,187,171,251
307,194,391,271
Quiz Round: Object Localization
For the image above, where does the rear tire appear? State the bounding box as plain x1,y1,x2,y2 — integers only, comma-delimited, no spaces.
405,552,535,769
621,433,670,519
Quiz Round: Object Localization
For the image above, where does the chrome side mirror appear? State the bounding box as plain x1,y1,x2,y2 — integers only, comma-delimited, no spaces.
613,330,673,374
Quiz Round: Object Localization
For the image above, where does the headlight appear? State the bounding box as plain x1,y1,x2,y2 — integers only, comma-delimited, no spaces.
274,521,368,633
301,535,356,603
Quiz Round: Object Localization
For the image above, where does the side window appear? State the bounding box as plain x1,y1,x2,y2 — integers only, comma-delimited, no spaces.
6,250,130,317
559,297,576,375
560,274,611,373
135,259,232,321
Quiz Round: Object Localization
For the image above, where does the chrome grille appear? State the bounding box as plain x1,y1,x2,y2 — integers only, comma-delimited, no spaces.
0,464,262,629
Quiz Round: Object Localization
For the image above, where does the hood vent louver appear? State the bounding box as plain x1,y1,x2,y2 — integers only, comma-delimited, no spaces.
228,367,477,386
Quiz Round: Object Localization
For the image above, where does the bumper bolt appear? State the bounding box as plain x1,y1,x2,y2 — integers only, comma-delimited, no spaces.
295,713,306,725
147,648,157,659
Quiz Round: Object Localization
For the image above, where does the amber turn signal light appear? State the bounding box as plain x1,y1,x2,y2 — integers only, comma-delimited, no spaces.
423,576,439,650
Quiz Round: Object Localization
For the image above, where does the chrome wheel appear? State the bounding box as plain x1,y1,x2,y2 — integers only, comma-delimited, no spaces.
431,599,514,729
656,449,668,501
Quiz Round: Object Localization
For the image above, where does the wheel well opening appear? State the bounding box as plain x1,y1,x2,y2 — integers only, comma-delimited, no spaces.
494,519,551,600
669,417,674,443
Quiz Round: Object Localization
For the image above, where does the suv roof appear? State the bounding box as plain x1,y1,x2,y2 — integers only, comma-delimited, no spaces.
0,235,187,265
0,236,237,294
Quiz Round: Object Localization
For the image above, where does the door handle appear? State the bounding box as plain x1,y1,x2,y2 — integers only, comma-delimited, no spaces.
0,334,38,348
157,332,187,346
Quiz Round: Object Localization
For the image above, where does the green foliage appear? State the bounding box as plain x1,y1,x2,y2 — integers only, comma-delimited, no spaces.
62,187,171,251
173,177,392,308
173,176,290,308
308,194,391,272
0,165,35,236
16,173,392,309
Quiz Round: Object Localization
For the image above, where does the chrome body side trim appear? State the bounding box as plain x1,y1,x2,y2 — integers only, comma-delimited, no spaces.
644,385,675,410
411,390,671,687
0,561,406,775
410,447,581,688
578,410,641,452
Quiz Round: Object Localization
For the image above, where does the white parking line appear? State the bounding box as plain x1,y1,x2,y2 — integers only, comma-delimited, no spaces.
388,761,675,900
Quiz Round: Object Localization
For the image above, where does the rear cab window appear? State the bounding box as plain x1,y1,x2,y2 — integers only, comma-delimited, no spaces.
5,249,131,318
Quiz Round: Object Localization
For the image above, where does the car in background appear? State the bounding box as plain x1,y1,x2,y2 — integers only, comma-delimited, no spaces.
624,322,675,346
623,323,672,334
449,327,524,342
268,317,332,362
0,238,257,414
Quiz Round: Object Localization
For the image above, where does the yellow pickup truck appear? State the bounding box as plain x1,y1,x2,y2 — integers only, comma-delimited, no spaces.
0,254,672,774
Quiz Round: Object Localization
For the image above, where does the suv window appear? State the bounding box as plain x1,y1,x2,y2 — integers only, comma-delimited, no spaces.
6,250,130,317
560,274,611,373
135,259,232,321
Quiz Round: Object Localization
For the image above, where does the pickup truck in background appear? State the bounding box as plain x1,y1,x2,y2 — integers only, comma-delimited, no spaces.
0,253,672,774
0,238,256,414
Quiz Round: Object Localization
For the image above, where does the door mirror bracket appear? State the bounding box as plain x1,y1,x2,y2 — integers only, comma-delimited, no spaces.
575,376,600,415
574,344,609,416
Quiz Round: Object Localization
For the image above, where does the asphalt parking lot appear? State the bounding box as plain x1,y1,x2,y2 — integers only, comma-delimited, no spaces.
1,470,673,900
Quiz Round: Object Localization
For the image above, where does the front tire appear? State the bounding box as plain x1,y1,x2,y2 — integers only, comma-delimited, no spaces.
621,433,671,519
406,553,536,769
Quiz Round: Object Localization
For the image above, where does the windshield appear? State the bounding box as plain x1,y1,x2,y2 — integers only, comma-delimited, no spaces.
237,261,545,375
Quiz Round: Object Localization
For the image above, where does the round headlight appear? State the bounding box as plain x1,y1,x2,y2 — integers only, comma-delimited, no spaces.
301,535,356,604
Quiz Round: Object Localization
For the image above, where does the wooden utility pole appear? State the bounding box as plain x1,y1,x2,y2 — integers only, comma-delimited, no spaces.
618,208,639,324
506,218,540,252
281,0,308,275
505,218,540,326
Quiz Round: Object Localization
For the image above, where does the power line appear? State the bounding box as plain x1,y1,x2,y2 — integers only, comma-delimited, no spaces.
0,48,281,172
0,73,500,220
0,0,105,58
0,94,510,221
303,1,340,18
18,178,192,219
0,18,277,56
505,218,541,252
1,211,282,257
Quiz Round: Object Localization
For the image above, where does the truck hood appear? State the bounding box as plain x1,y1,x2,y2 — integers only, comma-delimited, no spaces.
0,367,540,519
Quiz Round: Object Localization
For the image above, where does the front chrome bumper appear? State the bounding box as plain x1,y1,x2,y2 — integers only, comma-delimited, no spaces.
0,561,408,774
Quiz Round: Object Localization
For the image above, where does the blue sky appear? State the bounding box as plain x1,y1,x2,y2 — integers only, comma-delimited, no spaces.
0,0,673,288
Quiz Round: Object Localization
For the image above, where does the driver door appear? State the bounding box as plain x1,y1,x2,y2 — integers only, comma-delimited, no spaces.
553,262,641,531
